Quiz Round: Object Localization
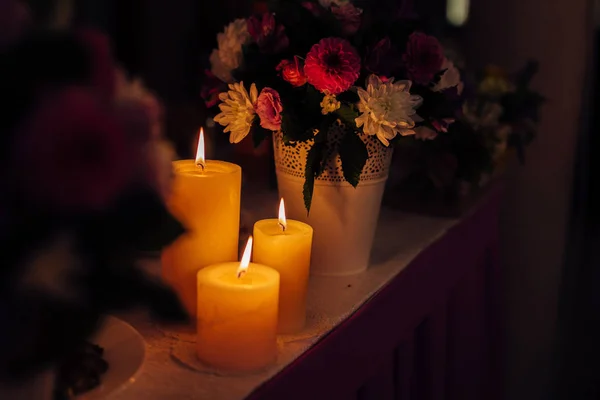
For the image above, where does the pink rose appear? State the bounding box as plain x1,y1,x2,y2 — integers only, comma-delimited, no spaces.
403,32,444,85
13,87,132,211
276,56,307,87
76,28,117,102
247,13,289,54
331,4,362,36
255,88,283,131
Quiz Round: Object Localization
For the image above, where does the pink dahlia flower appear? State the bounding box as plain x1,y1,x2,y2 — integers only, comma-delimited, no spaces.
304,37,360,95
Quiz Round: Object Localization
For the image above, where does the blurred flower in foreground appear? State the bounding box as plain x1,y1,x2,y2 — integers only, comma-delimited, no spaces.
13,87,131,211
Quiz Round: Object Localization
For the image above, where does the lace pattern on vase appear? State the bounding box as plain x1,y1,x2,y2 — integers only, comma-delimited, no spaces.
273,125,393,183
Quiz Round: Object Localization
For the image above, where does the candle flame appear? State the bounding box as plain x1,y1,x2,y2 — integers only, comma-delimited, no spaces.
195,128,206,170
278,198,287,232
237,236,253,279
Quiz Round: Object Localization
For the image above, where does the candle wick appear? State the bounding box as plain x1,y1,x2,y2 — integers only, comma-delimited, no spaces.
278,222,286,232
237,269,247,279
196,161,206,172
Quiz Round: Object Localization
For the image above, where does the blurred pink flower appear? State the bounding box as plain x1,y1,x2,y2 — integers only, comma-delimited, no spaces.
403,32,444,85
76,28,117,102
13,87,132,211
331,4,362,36
247,13,289,54
256,87,283,131
276,56,307,87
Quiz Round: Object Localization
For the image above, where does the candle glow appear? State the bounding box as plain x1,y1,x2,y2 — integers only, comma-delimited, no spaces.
237,236,253,279
278,198,287,232
195,128,206,170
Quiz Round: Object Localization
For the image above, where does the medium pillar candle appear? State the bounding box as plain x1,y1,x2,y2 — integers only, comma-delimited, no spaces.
162,156,241,317
196,237,280,372
253,199,313,333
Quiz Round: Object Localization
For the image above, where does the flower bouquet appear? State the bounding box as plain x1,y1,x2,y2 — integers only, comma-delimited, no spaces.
203,0,463,275
385,60,544,216
0,1,186,397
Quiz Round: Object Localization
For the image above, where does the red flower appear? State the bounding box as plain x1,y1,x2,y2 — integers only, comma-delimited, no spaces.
201,69,227,108
276,56,307,87
365,37,402,78
247,13,289,54
256,88,283,131
13,87,132,211
76,28,117,102
304,37,360,95
331,4,362,36
403,32,444,85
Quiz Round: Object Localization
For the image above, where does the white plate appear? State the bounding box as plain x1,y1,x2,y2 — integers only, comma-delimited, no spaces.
78,316,146,399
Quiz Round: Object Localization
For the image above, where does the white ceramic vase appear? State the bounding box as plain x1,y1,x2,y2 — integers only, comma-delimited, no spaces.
273,128,393,276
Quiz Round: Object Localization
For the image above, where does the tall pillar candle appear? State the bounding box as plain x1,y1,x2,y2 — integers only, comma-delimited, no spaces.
253,199,313,333
196,237,280,372
162,129,241,317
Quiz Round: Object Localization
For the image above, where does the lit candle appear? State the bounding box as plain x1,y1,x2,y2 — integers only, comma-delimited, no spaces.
162,128,242,317
253,199,313,333
196,237,280,372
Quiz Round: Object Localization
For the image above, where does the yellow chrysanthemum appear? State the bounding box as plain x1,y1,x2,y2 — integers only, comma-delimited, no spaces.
320,94,341,115
214,82,258,144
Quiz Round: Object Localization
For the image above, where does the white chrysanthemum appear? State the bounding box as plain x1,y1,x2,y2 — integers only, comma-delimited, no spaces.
214,82,258,144
210,19,250,83
355,75,423,146
433,58,463,94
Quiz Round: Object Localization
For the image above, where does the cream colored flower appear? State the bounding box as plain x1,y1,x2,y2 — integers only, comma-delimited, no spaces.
320,94,341,115
214,82,258,143
210,19,250,83
433,58,463,94
355,75,422,146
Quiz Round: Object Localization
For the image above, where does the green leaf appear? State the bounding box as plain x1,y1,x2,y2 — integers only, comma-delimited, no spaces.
303,141,326,213
252,124,271,148
339,132,369,187
281,112,315,142
335,104,359,130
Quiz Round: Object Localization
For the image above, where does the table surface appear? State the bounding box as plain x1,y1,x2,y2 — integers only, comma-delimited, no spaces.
112,204,462,400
